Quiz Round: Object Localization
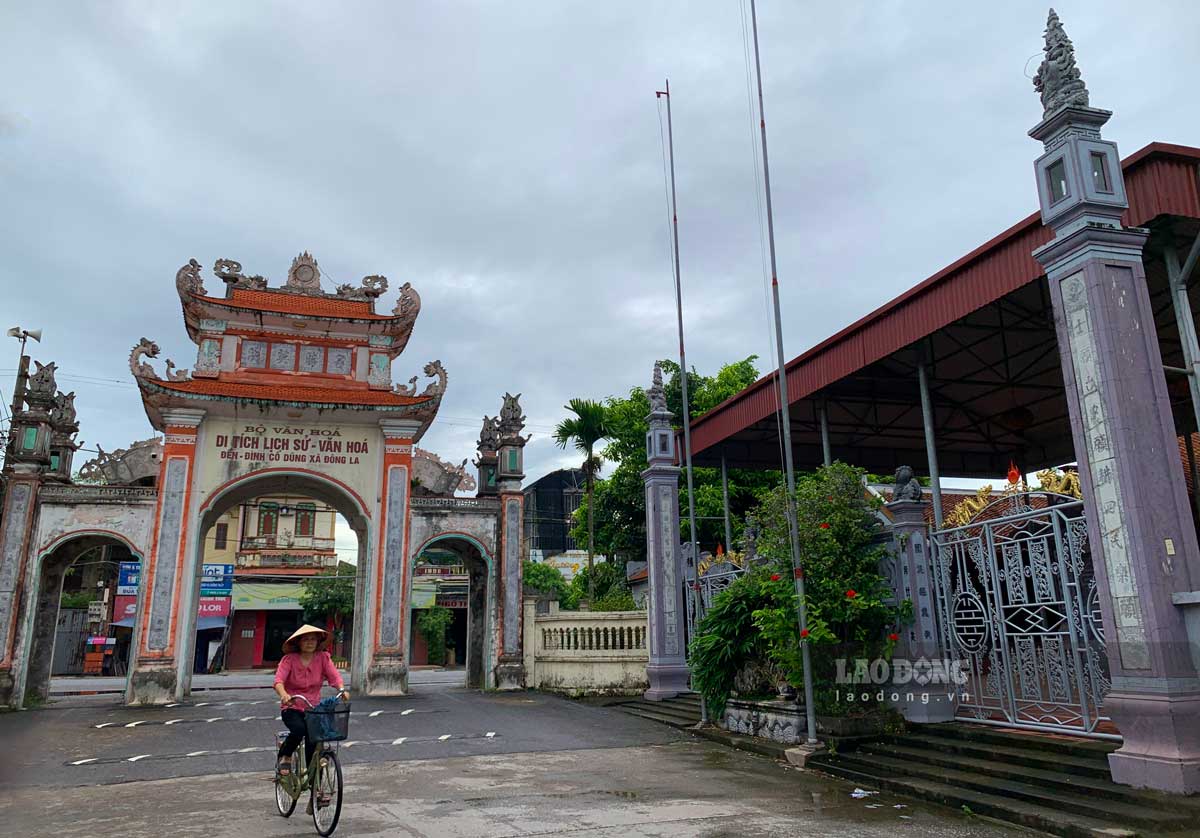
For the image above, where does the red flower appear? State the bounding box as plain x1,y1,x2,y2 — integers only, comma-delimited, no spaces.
888,632,900,642
800,629,810,638
845,589,857,599
770,574,781,582
818,522,830,530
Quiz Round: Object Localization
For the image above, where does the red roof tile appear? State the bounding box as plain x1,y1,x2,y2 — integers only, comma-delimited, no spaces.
192,289,394,321
150,377,431,407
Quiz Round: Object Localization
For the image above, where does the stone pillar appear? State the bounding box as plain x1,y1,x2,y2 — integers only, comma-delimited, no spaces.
642,364,690,700
368,418,421,695
885,491,955,723
1028,11,1200,793
0,465,42,708
494,394,529,690
127,407,204,705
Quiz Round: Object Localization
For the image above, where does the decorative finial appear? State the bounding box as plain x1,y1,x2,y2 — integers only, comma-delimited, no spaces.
647,363,668,414
1033,8,1090,117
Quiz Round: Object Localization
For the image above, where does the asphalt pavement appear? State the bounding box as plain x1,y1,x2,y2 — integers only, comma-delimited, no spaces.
2,681,1018,837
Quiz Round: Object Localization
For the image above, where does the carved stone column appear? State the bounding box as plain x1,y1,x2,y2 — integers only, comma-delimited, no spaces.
0,465,42,708
1028,11,1200,793
885,485,954,723
367,419,421,695
128,407,205,705
494,394,529,690
642,364,690,700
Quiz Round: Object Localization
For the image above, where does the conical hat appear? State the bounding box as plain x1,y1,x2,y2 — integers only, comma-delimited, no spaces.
282,623,329,654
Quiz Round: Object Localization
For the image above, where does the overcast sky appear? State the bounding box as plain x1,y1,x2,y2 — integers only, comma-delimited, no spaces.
4,1,1200,509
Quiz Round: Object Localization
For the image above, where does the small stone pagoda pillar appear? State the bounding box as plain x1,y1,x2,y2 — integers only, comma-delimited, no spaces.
0,361,56,707
494,394,529,690
1029,10,1200,792
885,468,954,723
642,364,691,700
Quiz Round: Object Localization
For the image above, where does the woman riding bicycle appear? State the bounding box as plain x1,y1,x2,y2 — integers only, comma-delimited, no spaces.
273,624,349,780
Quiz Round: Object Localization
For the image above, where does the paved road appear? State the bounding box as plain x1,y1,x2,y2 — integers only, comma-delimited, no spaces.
3,683,1017,837
49,667,466,694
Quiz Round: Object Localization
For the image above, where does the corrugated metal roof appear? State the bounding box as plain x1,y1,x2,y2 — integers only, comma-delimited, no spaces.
691,143,1200,456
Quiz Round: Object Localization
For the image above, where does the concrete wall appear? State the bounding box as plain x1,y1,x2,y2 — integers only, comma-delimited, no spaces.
522,597,648,696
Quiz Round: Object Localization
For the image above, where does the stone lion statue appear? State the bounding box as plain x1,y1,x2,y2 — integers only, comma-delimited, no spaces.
893,465,923,502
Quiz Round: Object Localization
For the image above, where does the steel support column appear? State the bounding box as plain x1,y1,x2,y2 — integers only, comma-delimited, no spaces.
917,362,944,530
720,453,733,553
818,400,832,466
1166,239,1200,526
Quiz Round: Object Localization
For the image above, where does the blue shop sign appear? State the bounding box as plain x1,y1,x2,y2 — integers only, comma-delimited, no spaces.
201,563,234,596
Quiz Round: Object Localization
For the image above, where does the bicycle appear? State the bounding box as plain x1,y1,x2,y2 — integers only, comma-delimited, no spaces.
274,690,349,836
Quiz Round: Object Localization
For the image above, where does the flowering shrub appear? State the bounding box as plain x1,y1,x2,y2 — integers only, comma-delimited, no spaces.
690,463,912,718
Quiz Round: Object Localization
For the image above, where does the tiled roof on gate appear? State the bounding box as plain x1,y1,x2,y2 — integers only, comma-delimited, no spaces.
191,289,395,321
148,377,431,407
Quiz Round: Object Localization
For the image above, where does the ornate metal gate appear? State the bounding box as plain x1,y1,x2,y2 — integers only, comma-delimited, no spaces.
930,493,1113,738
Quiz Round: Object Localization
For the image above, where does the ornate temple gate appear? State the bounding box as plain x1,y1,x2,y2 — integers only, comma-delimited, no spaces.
930,494,1113,738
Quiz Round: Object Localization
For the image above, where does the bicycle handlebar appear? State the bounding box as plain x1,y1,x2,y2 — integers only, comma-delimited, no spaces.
287,689,349,709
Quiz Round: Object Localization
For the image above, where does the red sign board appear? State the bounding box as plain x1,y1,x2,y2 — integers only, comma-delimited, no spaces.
113,595,230,620
113,595,138,621
198,596,231,618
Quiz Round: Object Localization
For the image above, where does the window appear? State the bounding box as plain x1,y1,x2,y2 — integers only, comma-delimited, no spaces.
214,523,228,550
296,503,316,537
50,452,60,471
258,503,279,536
22,426,38,449
1090,152,1112,193
1046,158,1068,204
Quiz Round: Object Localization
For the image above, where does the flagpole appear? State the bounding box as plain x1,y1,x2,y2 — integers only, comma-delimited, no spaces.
749,0,818,747
656,79,708,724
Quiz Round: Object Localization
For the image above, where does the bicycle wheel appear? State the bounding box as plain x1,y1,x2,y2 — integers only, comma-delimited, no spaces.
311,748,343,836
275,754,298,817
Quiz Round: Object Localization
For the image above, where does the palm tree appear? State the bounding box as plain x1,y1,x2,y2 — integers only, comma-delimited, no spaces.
553,399,610,600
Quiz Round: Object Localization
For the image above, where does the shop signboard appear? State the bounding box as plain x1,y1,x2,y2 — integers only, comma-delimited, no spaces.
201,564,234,596
117,561,140,596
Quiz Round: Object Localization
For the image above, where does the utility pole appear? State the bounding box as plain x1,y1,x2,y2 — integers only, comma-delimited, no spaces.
748,0,818,747
656,79,708,724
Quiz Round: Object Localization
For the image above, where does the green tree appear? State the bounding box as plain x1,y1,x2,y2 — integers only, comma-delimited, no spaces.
416,605,454,666
299,565,355,645
568,356,779,565
522,560,568,602
553,398,610,599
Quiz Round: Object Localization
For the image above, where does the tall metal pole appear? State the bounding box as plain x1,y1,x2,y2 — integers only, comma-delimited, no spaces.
749,0,817,746
657,79,708,724
819,400,832,467
917,361,945,531
721,453,734,553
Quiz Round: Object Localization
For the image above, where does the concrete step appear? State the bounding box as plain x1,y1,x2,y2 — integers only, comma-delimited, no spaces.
897,732,1113,779
860,740,1200,814
814,760,1144,838
923,722,1119,759
828,751,1194,832
617,705,698,729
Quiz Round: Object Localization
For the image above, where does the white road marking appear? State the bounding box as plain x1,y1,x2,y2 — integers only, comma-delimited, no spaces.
240,716,254,722
237,747,258,753
401,708,414,715
164,719,184,726
165,703,180,708
127,754,151,762
369,710,383,717
194,702,209,707
438,734,452,741
124,721,147,728
392,737,407,745
186,751,208,757
205,717,221,723
94,722,116,729
70,758,98,765
342,741,359,748
486,732,496,738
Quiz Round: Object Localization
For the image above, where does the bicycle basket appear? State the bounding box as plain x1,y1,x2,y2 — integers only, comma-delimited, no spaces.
304,702,350,742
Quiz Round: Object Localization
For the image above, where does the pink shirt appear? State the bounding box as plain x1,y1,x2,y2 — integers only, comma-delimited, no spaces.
274,651,344,708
